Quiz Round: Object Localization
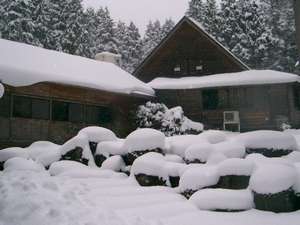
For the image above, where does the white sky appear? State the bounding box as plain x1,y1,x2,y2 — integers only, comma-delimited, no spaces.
82,0,190,35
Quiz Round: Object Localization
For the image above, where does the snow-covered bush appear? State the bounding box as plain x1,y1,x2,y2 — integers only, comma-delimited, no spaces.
189,189,253,212
131,152,169,186
0,83,4,98
136,101,203,136
4,157,45,172
249,164,298,212
122,128,166,165
184,143,214,164
101,155,126,172
0,147,28,170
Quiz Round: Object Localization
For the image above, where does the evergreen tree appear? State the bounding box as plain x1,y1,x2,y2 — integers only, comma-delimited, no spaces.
186,0,205,24
161,18,175,39
142,20,162,59
202,0,219,37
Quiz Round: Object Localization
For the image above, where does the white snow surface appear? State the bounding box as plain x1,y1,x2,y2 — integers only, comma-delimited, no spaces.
0,147,28,162
249,164,297,194
218,158,254,176
190,189,254,211
199,130,227,144
4,157,45,172
124,128,166,152
184,143,214,162
149,70,299,90
0,38,154,96
96,140,125,157
237,130,298,150
101,155,125,172
179,166,219,192
0,83,4,98
213,140,246,158
78,126,118,143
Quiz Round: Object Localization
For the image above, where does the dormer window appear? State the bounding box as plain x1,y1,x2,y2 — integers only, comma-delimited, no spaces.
174,65,181,72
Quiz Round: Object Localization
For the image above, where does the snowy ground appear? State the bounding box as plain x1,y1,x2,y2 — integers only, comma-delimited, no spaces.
1,168,300,225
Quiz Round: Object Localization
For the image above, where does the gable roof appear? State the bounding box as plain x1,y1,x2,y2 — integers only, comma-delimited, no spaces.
133,16,250,77
0,38,154,97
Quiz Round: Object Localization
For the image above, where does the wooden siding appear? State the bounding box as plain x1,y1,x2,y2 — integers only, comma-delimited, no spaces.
0,83,147,149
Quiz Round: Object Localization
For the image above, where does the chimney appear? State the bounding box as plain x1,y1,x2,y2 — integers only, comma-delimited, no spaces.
95,52,122,66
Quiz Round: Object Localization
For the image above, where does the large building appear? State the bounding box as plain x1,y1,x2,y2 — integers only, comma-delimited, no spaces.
134,16,300,131
0,39,154,148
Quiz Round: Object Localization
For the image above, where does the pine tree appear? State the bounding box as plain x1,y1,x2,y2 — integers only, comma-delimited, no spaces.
142,20,162,59
186,0,205,24
202,0,219,37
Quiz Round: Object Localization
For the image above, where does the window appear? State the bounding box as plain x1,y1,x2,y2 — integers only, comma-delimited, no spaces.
13,95,50,120
294,86,300,109
86,105,112,124
69,103,84,123
13,96,32,118
52,101,69,121
174,65,181,72
0,94,10,117
202,89,219,110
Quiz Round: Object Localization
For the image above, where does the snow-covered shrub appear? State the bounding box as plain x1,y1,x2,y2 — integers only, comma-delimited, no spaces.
94,140,125,167
0,147,28,170
217,159,254,189
4,157,45,172
206,153,228,165
78,126,117,154
101,155,126,173
131,152,169,186
237,130,298,157
0,83,4,98
179,166,219,199
189,189,253,212
213,141,246,159
122,128,166,165
164,162,187,187
136,101,203,137
166,135,203,157
199,130,227,144
184,143,214,164
249,164,298,212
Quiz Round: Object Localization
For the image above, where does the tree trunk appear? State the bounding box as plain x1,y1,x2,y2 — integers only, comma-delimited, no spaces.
295,0,300,56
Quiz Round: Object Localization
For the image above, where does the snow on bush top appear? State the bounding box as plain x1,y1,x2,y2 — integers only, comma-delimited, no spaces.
96,140,125,157
237,130,298,150
131,152,168,182
213,141,246,158
149,70,299,90
179,166,219,192
199,130,227,144
49,160,88,176
184,143,214,162
249,164,297,194
124,128,166,152
60,134,89,155
0,147,28,162
0,39,154,96
189,189,253,211
218,159,254,176
0,83,4,98
101,155,125,172
206,153,228,165
78,127,117,143
4,157,45,172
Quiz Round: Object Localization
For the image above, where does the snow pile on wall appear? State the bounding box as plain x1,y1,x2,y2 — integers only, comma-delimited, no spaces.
218,159,254,176
136,102,203,137
184,143,214,163
189,189,254,211
96,140,125,157
149,70,300,90
0,38,154,96
78,126,117,143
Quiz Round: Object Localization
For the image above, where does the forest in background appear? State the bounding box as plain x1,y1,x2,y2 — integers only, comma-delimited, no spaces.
0,0,297,73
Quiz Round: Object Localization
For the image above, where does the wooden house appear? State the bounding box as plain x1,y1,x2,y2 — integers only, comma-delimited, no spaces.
0,39,154,148
134,16,300,131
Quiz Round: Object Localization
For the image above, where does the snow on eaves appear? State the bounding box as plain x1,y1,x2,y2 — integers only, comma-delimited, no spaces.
0,39,154,96
149,70,300,90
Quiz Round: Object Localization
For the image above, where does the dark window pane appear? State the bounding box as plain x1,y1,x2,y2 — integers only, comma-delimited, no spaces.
52,101,69,121
202,90,219,110
86,105,100,124
13,96,32,118
99,106,113,123
0,94,10,117
69,103,84,123
32,99,50,120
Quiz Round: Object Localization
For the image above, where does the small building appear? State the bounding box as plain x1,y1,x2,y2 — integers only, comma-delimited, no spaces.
0,39,154,148
134,16,300,131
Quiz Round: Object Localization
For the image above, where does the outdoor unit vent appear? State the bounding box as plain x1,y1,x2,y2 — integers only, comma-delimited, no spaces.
223,111,240,132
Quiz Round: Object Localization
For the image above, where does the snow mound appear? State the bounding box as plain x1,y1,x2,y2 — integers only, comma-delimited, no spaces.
0,147,28,162
96,140,125,157
184,143,214,163
213,141,246,158
164,154,184,163
78,126,118,143
60,134,89,155
179,166,219,192
0,83,4,98
249,164,297,194
49,160,88,176
164,162,187,177
4,157,45,172
124,128,166,152
199,130,227,144
131,152,168,181
190,189,253,211
206,153,228,165
101,155,125,172
246,153,291,166
283,151,300,163
218,159,254,176
237,130,298,150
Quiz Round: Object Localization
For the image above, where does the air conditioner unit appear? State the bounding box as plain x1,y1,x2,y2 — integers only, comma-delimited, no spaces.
223,111,240,132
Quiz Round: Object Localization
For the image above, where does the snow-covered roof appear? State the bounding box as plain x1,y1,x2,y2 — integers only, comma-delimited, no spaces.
148,70,300,90
0,39,154,96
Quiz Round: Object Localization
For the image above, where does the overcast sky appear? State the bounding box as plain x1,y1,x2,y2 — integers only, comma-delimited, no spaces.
82,0,190,35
